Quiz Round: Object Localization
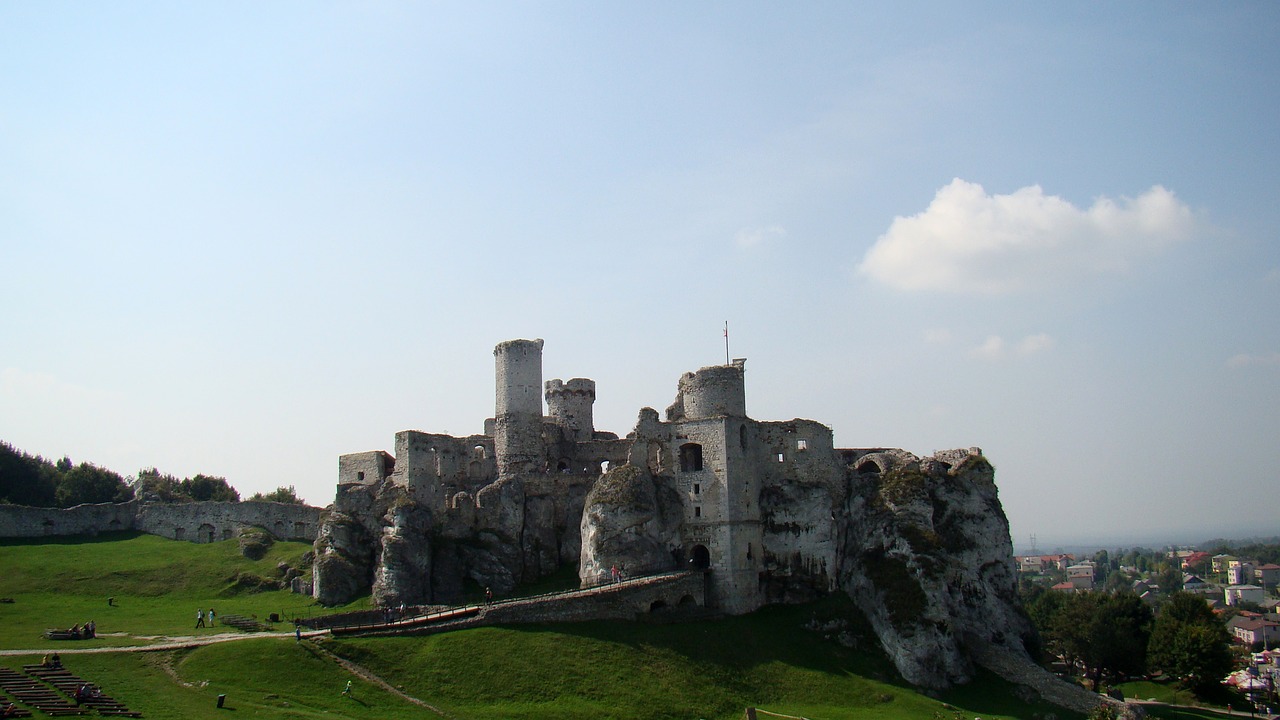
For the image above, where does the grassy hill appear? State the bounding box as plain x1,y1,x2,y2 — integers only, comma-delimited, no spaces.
0,532,1083,719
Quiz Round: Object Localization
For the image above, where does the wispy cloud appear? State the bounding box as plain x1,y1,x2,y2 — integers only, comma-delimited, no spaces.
1226,352,1280,368
968,333,1055,361
1018,333,1055,356
735,224,786,249
858,179,1198,294
969,335,1005,360
922,328,953,345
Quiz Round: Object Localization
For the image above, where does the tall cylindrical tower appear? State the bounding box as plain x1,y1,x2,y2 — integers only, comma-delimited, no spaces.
494,338,545,476
545,378,596,442
678,360,747,420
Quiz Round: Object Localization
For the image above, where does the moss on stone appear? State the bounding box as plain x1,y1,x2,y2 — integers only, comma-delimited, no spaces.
879,467,929,506
586,465,646,509
237,526,274,560
862,548,928,633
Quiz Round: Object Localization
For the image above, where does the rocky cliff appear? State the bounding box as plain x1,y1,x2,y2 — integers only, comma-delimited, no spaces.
578,448,1033,691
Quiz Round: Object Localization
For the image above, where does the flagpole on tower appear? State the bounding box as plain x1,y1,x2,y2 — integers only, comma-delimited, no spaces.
724,321,730,366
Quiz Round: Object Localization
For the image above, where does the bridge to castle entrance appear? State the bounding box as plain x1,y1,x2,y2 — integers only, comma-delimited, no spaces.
329,571,711,638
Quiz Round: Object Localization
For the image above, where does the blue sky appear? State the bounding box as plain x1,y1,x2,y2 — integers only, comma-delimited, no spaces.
2,3,1277,549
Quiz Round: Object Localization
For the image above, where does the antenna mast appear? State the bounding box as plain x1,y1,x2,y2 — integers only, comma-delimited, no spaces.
724,321,730,365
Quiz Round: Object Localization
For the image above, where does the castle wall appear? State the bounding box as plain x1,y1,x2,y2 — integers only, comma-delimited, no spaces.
136,501,321,542
0,500,322,543
754,420,842,601
0,500,138,538
339,451,394,486
392,431,495,506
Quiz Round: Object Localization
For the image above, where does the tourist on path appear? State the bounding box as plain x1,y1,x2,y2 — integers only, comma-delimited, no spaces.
208,609,216,627
195,609,206,628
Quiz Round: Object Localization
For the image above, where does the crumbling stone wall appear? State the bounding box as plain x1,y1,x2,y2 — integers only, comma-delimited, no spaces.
0,500,321,543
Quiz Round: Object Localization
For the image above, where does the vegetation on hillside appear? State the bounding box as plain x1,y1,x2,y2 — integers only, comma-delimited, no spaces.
0,532,1085,720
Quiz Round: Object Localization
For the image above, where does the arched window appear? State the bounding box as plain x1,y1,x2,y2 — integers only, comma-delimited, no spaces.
856,460,881,474
679,443,704,472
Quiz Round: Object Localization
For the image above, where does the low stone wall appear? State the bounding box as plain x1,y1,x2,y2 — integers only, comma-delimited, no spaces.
338,572,709,638
0,500,323,543
486,572,707,624
0,501,137,538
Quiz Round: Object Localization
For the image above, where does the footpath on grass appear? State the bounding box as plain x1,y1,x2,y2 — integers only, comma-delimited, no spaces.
0,628,332,656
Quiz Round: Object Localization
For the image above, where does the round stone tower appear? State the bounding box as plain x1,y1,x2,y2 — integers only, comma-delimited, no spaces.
494,338,545,476
545,378,596,442
678,359,746,420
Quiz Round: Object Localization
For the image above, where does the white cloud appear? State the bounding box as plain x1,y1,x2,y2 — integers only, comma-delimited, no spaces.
968,333,1054,361
1017,333,1055,356
857,179,1198,294
923,328,952,345
969,335,1006,360
1226,352,1280,368
735,224,786,249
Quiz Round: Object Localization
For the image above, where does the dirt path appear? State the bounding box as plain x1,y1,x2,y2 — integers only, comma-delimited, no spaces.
302,639,453,718
0,629,331,656
2,631,454,716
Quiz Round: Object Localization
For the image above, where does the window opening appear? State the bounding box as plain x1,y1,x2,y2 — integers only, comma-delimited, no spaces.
693,483,700,495
679,443,704,472
694,506,701,518
796,439,808,451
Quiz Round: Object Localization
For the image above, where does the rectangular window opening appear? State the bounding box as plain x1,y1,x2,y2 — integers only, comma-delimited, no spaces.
693,483,700,495
776,453,785,463
796,439,808,451
694,506,701,518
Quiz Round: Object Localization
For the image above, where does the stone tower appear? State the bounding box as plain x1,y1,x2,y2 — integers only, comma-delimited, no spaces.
494,338,545,476
545,378,596,442
670,359,763,615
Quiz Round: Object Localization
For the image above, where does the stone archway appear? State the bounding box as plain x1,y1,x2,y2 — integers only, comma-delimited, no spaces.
691,544,711,570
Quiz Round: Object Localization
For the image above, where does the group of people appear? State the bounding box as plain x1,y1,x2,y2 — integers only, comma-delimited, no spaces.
73,682,101,705
65,620,96,639
40,652,61,669
194,608,216,628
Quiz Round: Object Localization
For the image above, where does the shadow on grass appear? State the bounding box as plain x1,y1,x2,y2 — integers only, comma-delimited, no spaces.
493,592,905,683
0,530,145,547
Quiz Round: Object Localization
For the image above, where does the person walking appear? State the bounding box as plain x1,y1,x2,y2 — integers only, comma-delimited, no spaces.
341,680,352,698
195,609,206,629
208,608,216,627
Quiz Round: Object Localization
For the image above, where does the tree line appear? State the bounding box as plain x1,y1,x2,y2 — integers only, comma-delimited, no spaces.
0,441,305,508
1022,586,1235,696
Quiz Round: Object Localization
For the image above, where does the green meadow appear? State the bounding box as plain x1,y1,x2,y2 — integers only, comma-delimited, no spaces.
0,532,1082,719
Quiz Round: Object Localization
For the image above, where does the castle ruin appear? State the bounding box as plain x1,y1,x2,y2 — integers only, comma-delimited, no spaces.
311,338,1036,690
